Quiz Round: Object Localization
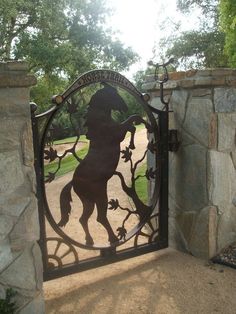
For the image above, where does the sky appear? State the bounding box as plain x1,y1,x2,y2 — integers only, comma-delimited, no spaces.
106,0,199,78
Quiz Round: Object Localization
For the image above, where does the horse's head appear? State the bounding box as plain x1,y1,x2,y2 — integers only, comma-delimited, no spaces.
88,83,128,113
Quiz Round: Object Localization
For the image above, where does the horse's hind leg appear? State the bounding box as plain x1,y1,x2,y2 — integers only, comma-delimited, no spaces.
96,195,119,244
79,200,95,245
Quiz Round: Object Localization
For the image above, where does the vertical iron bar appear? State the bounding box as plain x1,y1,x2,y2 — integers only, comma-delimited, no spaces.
159,110,169,246
31,104,49,273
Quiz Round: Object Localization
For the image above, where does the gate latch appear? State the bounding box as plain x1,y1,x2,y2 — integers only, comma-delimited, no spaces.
168,129,180,152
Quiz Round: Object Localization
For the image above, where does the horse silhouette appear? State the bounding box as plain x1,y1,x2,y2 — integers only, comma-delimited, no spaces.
58,83,146,245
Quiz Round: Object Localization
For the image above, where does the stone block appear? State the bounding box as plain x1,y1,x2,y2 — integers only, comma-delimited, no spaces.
0,193,31,217
0,74,36,88
189,206,218,259
178,128,195,147
0,151,25,195
214,87,236,112
32,244,43,290
186,70,198,77
178,79,195,88
1,246,37,293
184,98,214,147
176,211,196,250
169,144,208,211
9,198,39,251
226,76,236,87
142,81,156,91
21,122,34,167
211,69,236,76
0,215,14,240
161,81,178,89
5,61,28,71
231,152,236,169
196,70,213,77
0,88,30,117
217,113,236,152
0,238,13,273
217,204,236,251
211,77,226,86
150,96,164,110
168,216,188,253
170,89,189,125
191,88,212,98
0,118,26,152
208,151,236,207
20,293,44,314
169,71,187,80
194,77,215,87
209,113,218,149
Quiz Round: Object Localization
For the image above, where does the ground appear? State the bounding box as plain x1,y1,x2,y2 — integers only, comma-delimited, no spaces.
43,129,236,313
44,248,236,314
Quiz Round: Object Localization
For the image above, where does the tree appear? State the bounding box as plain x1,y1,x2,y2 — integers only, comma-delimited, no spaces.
219,0,236,67
176,0,219,19
0,0,138,110
157,0,229,69
160,29,226,69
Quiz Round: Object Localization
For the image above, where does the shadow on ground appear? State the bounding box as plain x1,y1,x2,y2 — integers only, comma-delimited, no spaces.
44,248,236,314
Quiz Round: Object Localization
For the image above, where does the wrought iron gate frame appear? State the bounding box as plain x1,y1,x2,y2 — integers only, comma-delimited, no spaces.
31,69,169,282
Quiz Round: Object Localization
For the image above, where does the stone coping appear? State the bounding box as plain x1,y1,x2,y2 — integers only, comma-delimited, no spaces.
0,61,36,87
143,68,236,91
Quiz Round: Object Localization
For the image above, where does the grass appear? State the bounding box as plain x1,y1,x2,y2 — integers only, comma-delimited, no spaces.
44,144,88,177
54,135,87,145
135,163,147,203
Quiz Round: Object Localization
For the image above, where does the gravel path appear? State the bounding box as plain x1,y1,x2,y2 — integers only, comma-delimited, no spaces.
43,129,236,314
44,248,236,314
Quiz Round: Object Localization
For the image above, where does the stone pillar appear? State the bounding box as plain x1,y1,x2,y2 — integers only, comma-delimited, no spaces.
0,62,44,313
143,69,236,259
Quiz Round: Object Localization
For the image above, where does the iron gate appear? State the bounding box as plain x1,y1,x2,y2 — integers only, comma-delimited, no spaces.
31,68,169,281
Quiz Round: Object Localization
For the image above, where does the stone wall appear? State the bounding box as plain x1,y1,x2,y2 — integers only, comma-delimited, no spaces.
0,62,44,313
143,69,236,259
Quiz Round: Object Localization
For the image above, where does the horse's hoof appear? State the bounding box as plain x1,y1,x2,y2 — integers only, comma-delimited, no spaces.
129,144,135,150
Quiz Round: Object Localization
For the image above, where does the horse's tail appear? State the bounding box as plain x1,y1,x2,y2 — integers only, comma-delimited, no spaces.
58,181,73,227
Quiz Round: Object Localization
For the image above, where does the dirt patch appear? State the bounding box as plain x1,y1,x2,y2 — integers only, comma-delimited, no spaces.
44,248,236,314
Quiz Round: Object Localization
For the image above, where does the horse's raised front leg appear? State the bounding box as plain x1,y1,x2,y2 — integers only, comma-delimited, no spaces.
79,199,95,245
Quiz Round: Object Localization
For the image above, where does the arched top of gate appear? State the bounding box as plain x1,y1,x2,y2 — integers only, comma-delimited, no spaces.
60,69,144,102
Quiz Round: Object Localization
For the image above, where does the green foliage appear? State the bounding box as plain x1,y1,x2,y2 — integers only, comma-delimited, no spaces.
177,0,219,19
112,89,145,122
220,0,236,67
30,76,67,113
162,29,227,69
135,163,147,203
158,0,230,69
0,289,17,314
0,0,138,74
0,0,138,112
132,67,156,91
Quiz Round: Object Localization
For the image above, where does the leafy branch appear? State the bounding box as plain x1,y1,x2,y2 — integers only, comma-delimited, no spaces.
108,198,139,240
44,135,81,183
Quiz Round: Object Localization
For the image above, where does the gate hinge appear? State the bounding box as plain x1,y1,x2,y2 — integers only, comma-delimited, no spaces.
168,129,180,152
